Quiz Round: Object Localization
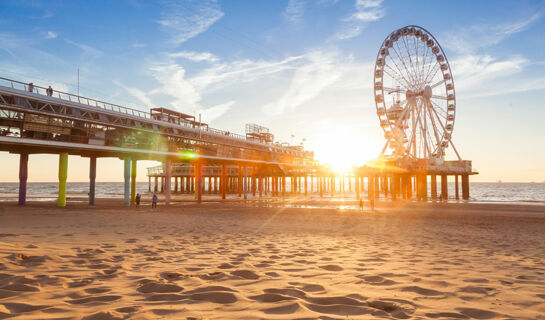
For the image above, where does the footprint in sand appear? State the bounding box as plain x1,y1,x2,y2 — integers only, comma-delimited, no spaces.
401,286,443,296
457,307,496,319
230,270,259,280
261,302,300,315
81,311,124,320
358,275,396,286
319,264,343,271
66,295,121,305
137,282,183,293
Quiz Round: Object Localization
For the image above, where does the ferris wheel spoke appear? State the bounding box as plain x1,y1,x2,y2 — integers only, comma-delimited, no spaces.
430,99,448,119
384,64,412,89
414,36,420,85
431,95,447,100
423,61,441,85
383,87,408,94
407,103,422,157
426,100,442,150
391,42,417,86
401,35,419,85
431,79,445,89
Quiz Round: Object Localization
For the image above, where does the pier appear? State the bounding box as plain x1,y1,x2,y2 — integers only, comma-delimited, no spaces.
0,76,477,206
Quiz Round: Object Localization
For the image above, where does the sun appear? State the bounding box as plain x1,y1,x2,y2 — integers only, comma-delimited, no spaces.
307,134,378,174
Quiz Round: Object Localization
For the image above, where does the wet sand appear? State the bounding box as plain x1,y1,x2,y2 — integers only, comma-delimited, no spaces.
0,200,544,319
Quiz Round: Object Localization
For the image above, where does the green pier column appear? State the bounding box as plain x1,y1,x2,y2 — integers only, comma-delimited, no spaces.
130,159,137,205
58,152,68,207
124,157,131,206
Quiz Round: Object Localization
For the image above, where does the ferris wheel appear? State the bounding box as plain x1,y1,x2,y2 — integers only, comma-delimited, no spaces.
374,25,461,161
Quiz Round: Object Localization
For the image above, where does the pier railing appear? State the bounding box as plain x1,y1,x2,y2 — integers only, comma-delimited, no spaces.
0,76,295,152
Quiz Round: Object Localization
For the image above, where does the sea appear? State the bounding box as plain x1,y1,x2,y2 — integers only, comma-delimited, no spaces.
0,182,544,204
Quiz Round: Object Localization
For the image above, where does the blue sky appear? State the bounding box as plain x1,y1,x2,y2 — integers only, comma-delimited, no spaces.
1,0,545,182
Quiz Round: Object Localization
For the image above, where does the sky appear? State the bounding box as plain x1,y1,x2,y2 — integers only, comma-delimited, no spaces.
0,0,545,182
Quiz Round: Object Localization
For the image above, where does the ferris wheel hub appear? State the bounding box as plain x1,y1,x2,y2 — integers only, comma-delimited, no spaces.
423,85,432,99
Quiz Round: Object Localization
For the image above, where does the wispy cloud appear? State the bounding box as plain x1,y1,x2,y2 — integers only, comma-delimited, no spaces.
444,13,542,54
158,0,224,46
451,54,534,98
284,0,306,23
132,41,145,48
262,50,346,115
169,51,219,63
65,39,103,61
46,31,57,39
114,80,154,107
335,0,385,40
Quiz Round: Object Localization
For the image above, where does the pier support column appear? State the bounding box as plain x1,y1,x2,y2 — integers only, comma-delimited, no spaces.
391,175,397,201
130,159,137,205
243,166,248,200
221,164,226,200
368,176,375,200
175,176,178,193
148,176,151,193
196,162,202,203
374,176,379,198
165,160,171,205
123,157,130,207
89,157,96,206
58,152,68,207
18,153,28,205
455,175,460,200
441,174,448,200
462,174,470,200
421,174,428,201
238,165,242,198
154,177,158,192
431,175,437,200
355,175,360,200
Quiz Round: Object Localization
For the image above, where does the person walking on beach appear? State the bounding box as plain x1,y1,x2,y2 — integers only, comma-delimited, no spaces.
46,85,53,97
135,193,141,207
151,194,158,209
359,198,364,212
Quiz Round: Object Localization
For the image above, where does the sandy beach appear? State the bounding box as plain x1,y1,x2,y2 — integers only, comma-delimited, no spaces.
0,200,544,319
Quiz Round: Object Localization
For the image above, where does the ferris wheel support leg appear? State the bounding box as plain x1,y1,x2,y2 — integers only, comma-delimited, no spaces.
379,140,390,158
450,140,462,161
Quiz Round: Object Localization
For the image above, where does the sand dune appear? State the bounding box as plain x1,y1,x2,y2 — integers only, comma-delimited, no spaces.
0,201,544,319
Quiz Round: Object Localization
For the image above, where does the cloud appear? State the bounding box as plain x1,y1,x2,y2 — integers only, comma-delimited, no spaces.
451,54,533,97
169,51,219,62
132,41,145,48
65,39,103,61
114,80,154,107
335,0,385,40
444,13,542,54
46,31,57,39
284,0,306,23
158,0,224,46
262,50,344,115
351,0,385,21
